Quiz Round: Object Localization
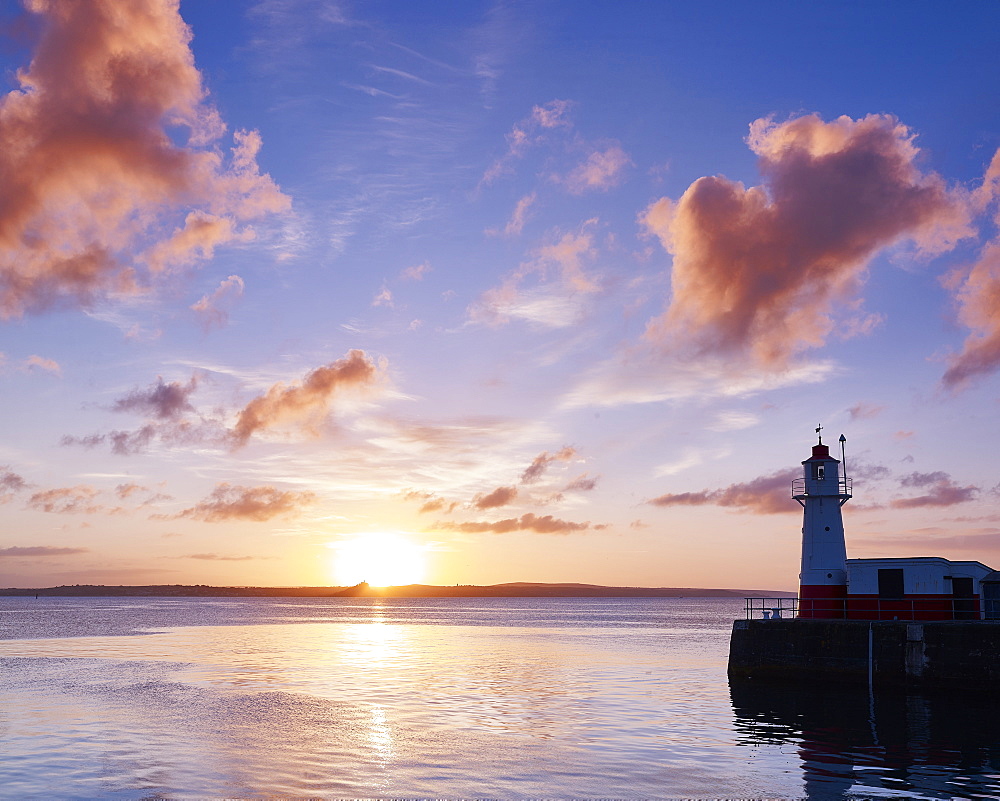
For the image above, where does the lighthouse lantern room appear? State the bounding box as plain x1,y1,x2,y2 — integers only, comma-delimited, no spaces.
792,428,994,621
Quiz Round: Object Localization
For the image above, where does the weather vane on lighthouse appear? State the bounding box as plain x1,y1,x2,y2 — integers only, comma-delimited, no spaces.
815,423,823,443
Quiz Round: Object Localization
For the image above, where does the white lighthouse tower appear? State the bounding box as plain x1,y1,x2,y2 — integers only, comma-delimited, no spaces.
793,426,852,618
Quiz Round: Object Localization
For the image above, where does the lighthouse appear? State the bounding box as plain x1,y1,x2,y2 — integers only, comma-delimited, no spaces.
793,426,851,619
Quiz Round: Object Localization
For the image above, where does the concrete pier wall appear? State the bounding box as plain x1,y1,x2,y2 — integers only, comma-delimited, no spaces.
729,618,1000,688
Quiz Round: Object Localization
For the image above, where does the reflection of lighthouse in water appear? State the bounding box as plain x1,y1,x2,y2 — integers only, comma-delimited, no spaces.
729,679,1000,799
794,426,852,619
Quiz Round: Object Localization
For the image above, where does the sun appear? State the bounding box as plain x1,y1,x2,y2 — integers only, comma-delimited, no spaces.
330,532,427,587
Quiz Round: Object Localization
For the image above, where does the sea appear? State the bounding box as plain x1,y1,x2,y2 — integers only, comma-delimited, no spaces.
2,595,999,800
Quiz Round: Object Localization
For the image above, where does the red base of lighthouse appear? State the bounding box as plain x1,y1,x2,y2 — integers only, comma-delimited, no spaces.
798,584,847,619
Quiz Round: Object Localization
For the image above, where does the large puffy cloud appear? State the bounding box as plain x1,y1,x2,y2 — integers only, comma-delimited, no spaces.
170,483,316,522
230,349,381,447
0,0,289,317
642,114,969,368
942,234,1000,389
648,469,800,515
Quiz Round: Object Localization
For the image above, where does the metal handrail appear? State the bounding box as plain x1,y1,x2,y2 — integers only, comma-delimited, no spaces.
745,595,983,621
791,477,852,498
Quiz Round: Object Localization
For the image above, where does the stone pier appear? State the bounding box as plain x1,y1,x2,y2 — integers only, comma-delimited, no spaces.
729,618,1000,688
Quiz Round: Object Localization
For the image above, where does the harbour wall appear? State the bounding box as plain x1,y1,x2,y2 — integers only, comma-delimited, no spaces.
729,618,1000,688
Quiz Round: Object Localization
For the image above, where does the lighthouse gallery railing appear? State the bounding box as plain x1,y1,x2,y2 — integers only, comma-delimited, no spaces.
790,476,852,498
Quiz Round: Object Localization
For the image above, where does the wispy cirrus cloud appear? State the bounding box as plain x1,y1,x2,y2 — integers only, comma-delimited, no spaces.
0,0,289,318
467,223,601,329
641,113,971,369
561,350,835,410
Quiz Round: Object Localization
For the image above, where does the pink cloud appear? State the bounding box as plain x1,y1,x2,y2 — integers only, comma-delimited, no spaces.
847,402,884,421
563,144,631,194
0,466,28,502
230,349,381,447
473,485,518,509
438,512,591,535
521,446,577,483
891,471,978,508
24,354,60,374
564,473,599,492
641,113,970,368
28,485,103,515
182,553,261,561
468,225,599,328
648,468,800,515
490,192,536,237
191,274,245,331
113,376,198,419
401,490,458,515
0,545,88,557
481,99,573,185
942,238,1000,389
400,261,431,281
0,1,289,317
372,284,394,308
170,483,316,522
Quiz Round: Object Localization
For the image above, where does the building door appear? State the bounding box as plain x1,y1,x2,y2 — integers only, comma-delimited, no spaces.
877,568,904,598
984,582,1000,620
952,576,977,619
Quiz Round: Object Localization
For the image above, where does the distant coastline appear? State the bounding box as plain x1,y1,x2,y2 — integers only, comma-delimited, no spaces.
0,582,795,598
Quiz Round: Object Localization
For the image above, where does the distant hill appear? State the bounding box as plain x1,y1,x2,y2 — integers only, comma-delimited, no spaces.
0,582,795,598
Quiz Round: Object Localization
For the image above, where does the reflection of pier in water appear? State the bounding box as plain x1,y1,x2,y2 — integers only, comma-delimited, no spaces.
730,678,1000,799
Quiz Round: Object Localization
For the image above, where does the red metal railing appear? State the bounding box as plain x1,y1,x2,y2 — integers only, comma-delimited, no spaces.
745,596,983,621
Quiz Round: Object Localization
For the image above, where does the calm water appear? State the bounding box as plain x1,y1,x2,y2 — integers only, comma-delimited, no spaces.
1,596,999,799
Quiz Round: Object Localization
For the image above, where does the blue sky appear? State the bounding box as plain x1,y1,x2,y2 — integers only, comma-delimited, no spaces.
1,0,1000,590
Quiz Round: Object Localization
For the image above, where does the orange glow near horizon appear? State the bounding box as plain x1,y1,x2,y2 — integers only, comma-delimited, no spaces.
329,533,428,587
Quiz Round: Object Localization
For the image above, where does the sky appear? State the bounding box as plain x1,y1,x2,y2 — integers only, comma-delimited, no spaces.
2,0,1000,591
